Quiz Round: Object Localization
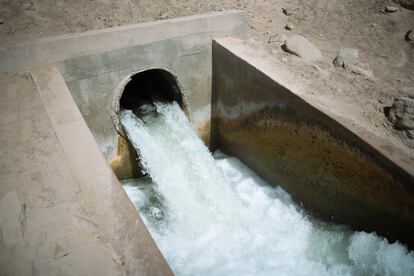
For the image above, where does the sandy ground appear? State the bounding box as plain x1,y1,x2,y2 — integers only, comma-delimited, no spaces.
1,0,413,153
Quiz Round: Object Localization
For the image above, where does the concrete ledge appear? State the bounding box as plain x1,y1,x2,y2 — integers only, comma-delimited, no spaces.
212,37,414,248
30,65,172,275
0,10,246,73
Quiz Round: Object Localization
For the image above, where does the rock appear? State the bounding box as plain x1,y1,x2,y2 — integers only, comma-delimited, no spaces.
386,97,414,130
313,64,329,78
285,24,294,30
334,48,359,68
282,8,292,16
399,87,414,99
283,35,322,61
407,130,414,139
350,66,374,80
384,6,400,12
406,29,413,41
155,11,168,20
267,34,279,43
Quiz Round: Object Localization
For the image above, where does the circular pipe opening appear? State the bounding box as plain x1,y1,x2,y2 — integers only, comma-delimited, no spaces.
109,68,186,181
111,68,187,137
119,68,185,111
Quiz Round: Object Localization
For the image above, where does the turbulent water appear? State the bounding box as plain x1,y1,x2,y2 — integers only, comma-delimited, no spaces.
120,102,414,276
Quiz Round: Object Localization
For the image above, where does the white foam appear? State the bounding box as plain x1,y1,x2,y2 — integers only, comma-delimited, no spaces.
120,102,414,276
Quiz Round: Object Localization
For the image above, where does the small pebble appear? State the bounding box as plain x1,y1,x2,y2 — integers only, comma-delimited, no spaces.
387,97,414,130
334,48,359,68
282,8,292,16
285,24,294,30
399,87,414,99
284,35,322,61
313,64,329,78
384,6,399,13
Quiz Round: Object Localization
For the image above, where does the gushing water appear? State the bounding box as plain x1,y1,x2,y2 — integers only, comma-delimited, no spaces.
120,102,414,276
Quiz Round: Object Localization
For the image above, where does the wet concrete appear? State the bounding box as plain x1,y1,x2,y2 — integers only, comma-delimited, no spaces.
211,37,414,248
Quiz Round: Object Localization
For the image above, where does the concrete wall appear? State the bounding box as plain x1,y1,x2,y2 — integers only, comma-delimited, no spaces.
53,11,246,174
212,38,414,248
0,11,246,74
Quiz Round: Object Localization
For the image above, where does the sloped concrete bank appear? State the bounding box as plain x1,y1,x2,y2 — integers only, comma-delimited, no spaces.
0,69,172,276
211,37,414,249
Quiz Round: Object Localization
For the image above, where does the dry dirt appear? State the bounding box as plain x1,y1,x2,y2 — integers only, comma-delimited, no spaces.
1,0,413,154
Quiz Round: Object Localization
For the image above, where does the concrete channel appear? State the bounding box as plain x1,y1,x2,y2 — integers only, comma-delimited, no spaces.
0,10,413,275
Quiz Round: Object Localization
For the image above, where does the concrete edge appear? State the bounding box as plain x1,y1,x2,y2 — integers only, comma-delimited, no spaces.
30,64,173,275
213,37,414,179
0,10,246,73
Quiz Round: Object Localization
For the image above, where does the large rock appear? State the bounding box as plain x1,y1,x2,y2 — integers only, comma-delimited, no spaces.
387,97,414,130
283,35,322,61
334,48,359,68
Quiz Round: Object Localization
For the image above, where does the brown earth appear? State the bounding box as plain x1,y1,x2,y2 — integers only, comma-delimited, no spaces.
1,0,413,154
